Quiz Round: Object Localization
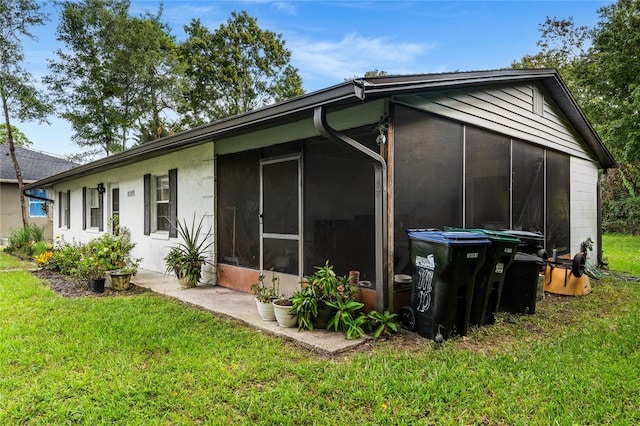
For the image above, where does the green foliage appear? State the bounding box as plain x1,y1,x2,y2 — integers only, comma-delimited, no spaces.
603,196,640,235
290,284,318,331
292,262,357,331
250,273,279,303
0,124,31,146
325,297,365,334
4,224,44,258
47,0,180,154
48,233,139,282
177,11,304,127
164,215,212,285
49,237,84,276
368,310,400,339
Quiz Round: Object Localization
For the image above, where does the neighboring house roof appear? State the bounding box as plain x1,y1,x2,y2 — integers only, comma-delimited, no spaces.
23,68,617,191
0,144,77,184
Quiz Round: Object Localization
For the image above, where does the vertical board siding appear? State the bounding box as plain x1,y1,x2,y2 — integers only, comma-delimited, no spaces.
570,157,599,258
392,84,595,162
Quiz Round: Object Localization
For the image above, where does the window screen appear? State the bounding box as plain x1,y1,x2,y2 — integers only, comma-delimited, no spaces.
304,130,376,281
546,150,570,254
393,106,463,273
465,127,510,229
217,150,260,268
512,140,544,232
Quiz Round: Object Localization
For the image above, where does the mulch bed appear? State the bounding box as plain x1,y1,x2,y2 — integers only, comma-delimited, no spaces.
31,269,150,298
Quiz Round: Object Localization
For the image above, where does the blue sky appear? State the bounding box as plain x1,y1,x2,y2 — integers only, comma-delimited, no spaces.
18,0,612,157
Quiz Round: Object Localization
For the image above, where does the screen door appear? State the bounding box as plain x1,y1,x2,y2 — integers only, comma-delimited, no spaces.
260,156,302,280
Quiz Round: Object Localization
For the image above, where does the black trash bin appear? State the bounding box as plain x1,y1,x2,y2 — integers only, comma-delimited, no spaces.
447,228,520,327
500,230,548,260
499,252,546,314
401,230,490,340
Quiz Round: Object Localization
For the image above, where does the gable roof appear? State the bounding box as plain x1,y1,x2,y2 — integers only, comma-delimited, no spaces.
23,68,617,191
0,145,77,183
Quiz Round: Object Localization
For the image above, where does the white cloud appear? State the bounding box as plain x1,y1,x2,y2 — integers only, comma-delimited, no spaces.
288,32,437,91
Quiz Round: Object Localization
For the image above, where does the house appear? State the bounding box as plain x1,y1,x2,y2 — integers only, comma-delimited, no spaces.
23,69,617,312
0,145,76,244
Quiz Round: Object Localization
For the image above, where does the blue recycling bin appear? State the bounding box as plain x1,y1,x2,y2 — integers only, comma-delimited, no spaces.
401,230,490,340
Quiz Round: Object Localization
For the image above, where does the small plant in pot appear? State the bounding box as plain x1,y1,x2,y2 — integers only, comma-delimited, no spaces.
164,215,213,288
74,255,109,293
251,273,279,321
107,259,140,291
272,295,297,328
291,261,358,330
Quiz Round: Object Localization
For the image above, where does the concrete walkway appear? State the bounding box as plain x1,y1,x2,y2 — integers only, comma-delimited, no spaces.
131,270,368,355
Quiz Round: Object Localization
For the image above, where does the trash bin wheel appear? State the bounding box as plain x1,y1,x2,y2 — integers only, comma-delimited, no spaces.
572,253,586,278
399,305,416,331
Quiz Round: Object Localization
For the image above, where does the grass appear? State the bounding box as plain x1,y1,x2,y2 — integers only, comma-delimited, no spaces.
602,233,640,276
1,235,640,424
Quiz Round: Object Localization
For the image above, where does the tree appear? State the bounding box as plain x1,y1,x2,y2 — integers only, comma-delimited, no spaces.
0,124,31,147
47,0,180,155
512,1,640,233
578,0,640,164
0,0,52,227
177,11,304,127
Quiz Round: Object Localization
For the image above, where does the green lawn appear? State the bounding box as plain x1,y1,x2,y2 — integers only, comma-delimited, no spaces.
603,233,640,276
1,236,639,425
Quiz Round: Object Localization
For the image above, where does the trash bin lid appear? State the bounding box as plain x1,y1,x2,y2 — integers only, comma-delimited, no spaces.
406,229,491,246
513,252,546,265
444,227,521,244
500,230,544,243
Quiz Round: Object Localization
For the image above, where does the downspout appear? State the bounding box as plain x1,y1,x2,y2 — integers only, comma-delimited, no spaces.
313,106,389,311
597,170,605,267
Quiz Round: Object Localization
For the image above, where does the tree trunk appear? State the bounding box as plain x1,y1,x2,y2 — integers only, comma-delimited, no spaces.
0,88,29,227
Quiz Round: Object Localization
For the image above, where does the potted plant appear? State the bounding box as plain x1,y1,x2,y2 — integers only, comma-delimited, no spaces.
291,261,358,330
251,273,279,321
107,260,140,291
272,295,297,328
74,255,109,293
164,215,213,288
81,230,140,291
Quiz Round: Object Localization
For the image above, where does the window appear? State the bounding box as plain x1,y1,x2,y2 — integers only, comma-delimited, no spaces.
156,175,170,231
82,185,104,231
89,188,100,228
58,190,70,228
28,189,48,217
144,169,177,237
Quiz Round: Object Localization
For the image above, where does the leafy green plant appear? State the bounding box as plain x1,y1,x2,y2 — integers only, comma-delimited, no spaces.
251,273,279,302
292,261,359,332
4,224,44,258
50,237,84,276
344,313,369,340
325,297,364,333
291,284,318,330
368,310,400,339
164,215,213,287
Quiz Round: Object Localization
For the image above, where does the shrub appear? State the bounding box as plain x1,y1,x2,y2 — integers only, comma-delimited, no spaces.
5,224,45,258
50,237,84,276
602,196,640,235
